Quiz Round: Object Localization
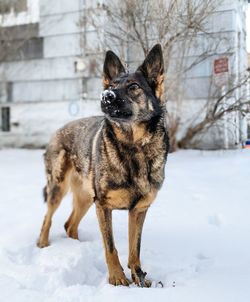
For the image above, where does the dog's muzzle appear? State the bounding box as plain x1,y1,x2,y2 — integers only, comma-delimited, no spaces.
101,89,132,119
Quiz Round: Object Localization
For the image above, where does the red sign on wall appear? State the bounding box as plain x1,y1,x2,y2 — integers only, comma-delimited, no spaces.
213,57,229,74
213,57,229,87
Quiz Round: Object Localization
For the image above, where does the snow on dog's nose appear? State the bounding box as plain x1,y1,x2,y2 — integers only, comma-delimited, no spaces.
101,89,116,104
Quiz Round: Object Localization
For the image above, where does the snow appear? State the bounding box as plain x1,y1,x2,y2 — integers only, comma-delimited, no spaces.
0,148,250,302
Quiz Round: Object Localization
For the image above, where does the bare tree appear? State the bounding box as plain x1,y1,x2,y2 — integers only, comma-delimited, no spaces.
178,72,250,148
85,0,249,150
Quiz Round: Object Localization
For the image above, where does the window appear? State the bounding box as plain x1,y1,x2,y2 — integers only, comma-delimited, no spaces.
0,0,27,14
1,107,10,132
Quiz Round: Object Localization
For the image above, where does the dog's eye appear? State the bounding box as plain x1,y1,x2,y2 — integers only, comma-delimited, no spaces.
128,83,140,91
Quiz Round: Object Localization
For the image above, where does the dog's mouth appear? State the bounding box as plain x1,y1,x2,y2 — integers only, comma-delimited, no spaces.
101,100,133,120
104,108,133,120
109,108,132,119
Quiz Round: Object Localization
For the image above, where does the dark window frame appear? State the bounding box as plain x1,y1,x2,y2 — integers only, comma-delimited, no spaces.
1,107,11,132
0,0,27,14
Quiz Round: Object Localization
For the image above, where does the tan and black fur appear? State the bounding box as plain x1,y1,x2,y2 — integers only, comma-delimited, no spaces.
37,44,169,287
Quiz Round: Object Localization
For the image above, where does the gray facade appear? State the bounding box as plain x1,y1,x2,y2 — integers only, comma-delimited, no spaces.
169,0,249,149
0,0,248,148
0,0,102,147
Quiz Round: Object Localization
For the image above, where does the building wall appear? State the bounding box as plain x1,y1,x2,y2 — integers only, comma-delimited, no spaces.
0,0,102,148
167,0,248,149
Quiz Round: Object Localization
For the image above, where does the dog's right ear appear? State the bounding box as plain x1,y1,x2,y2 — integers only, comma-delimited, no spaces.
103,51,125,89
137,44,164,102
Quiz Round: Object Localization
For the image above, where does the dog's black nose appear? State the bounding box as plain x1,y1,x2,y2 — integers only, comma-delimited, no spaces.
101,90,116,104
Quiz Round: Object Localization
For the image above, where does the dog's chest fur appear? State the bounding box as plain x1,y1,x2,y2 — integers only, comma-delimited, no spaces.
93,120,168,210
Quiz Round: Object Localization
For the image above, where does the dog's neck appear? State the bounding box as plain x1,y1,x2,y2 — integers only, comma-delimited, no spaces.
105,117,161,145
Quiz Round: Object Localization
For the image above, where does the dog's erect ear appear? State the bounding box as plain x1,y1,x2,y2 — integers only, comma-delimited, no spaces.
137,44,164,101
103,51,125,89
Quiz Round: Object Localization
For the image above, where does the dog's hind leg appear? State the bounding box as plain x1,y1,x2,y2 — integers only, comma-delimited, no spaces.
64,174,94,240
64,195,92,240
37,150,70,248
37,183,67,248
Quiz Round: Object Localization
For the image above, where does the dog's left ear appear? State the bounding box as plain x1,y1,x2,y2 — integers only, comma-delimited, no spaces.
103,51,125,89
137,44,164,102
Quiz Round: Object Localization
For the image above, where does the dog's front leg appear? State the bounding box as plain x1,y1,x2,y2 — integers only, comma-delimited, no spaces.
96,203,130,286
128,208,152,287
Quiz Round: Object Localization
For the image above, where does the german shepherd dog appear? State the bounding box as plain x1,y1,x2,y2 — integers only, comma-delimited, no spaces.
37,44,169,287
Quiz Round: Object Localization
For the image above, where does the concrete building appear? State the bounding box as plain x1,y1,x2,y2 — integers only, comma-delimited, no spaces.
0,0,249,148
0,0,102,147
166,0,249,149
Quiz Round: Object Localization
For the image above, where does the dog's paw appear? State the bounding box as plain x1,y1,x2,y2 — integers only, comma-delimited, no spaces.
109,272,130,286
66,228,79,240
131,267,152,288
36,239,49,248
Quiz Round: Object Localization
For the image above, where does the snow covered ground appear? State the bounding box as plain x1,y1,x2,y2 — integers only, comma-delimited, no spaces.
0,148,249,302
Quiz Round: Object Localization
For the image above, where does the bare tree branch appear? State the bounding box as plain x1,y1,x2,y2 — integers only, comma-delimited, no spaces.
83,0,248,150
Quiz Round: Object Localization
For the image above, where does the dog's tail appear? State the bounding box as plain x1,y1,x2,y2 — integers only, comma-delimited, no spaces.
43,185,48,203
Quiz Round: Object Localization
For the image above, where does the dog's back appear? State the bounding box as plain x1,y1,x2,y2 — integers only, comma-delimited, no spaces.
44,116,104,181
